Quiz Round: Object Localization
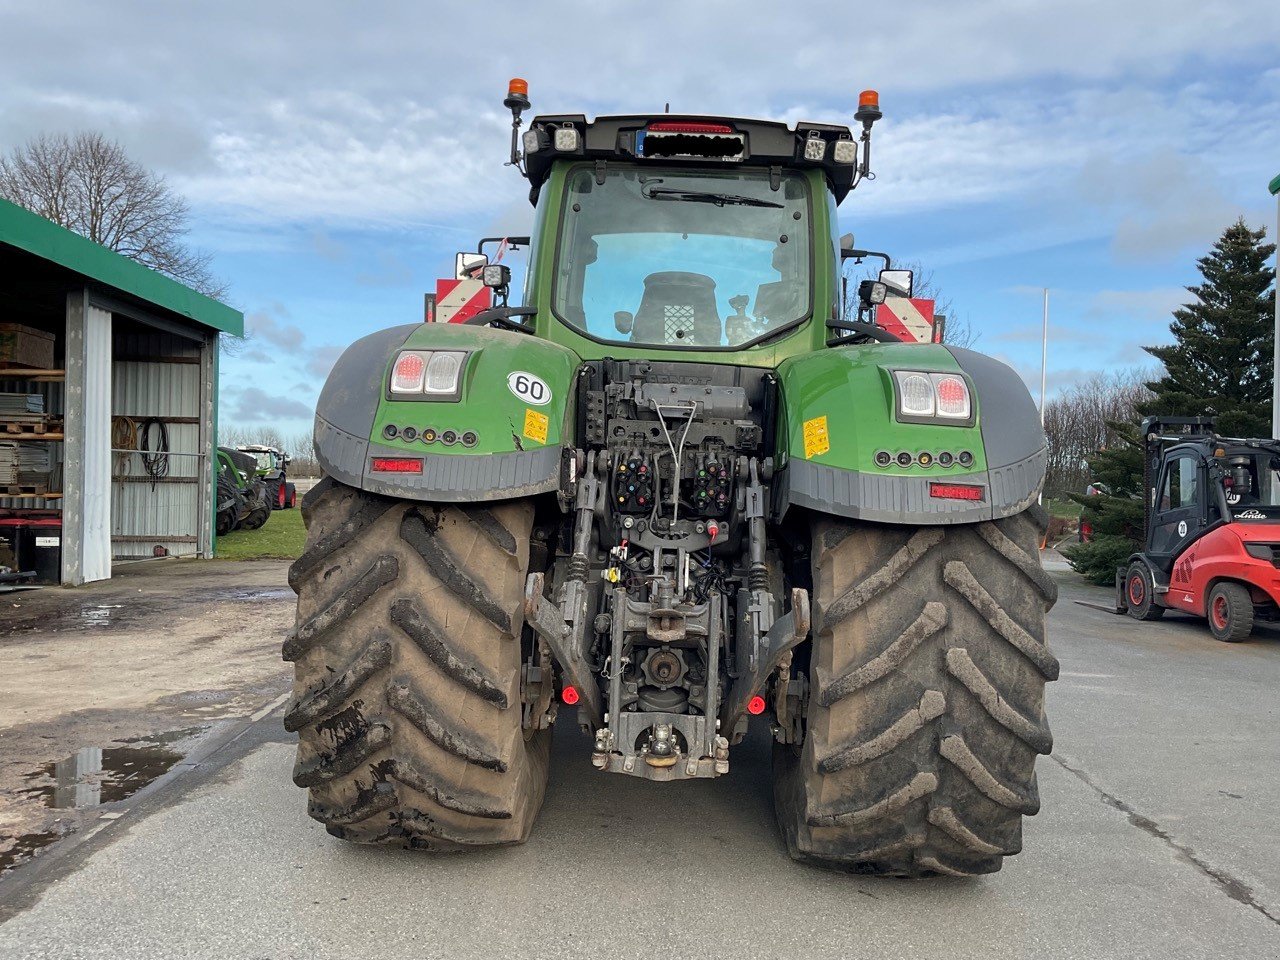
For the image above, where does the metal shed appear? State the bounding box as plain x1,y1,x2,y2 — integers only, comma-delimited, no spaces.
0,197,243,585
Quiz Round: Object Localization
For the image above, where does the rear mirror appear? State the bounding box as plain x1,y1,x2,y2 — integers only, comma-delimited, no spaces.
614,310,634,334
455,252,488,279
839,233,855,254
879,268,913,298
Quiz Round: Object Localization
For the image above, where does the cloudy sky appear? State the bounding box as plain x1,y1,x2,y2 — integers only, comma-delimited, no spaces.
2,1,1279,435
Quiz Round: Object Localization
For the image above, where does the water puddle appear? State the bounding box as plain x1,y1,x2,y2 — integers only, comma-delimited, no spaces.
226,588,292,601
20,728,206,810
1,727,210,875
79,604,123,626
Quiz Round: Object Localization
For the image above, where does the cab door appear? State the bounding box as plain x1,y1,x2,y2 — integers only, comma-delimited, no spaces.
1148,452,1206,571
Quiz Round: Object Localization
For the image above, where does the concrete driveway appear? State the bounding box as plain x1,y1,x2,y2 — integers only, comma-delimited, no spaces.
1,569,1278,959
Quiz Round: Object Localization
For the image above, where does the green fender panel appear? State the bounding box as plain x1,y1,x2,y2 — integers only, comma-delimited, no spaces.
775,342,1046,524
314,322,580,501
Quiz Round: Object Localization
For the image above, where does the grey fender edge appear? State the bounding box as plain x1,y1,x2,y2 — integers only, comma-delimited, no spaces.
316,416,562,502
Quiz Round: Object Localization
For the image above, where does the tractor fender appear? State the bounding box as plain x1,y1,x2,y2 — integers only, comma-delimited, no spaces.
774,342,1045,524
313,322,580,502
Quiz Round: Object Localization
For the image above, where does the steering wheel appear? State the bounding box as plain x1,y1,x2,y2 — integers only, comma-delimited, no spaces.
463,306,537,334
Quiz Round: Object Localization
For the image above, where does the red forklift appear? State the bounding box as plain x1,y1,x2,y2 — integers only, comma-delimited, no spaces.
1118,416,1280,641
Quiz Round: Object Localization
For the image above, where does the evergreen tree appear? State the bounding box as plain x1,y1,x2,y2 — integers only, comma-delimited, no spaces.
1063,422,1145,585
1139,219,1276,437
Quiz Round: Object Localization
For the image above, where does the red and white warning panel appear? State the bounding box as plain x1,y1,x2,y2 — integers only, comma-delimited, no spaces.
433,279,492,324
876,297,939,344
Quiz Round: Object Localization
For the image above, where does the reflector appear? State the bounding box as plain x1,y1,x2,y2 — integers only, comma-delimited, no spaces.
561,686,580,705
929,482,984,501
747,695,767,715
371,457,423,473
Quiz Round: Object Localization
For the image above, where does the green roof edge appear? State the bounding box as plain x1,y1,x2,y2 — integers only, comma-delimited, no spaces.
0,197,243,337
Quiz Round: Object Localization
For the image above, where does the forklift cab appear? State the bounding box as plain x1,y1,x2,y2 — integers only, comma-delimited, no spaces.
1145,446,1213,574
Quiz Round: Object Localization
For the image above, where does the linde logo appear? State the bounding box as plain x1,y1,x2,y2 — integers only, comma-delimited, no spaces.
1236,509,1266,520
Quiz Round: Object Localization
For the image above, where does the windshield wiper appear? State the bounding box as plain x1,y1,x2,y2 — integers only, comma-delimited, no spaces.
642,186,783,208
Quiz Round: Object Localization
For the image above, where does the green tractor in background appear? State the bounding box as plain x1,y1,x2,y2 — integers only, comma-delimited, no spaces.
284,82,1058,877
216,446,272,535
236,444,297,510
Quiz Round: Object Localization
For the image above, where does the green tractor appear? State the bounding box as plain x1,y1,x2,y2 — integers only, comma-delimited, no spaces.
216,446,272,535
284,82,1058,877
236,444,297,510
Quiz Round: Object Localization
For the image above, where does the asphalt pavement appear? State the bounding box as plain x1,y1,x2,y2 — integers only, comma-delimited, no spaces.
1,570,1278,960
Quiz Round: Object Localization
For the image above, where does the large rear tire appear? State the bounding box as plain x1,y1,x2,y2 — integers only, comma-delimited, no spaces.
774,506,1058,876
283,477,550,849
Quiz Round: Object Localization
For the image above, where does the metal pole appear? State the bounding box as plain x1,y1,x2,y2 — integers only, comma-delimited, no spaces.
1273,192,1280,439
1040,288,1049,425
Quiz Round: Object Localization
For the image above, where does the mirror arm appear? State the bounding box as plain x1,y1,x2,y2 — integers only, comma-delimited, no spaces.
841,248,892,268
478,236,532,256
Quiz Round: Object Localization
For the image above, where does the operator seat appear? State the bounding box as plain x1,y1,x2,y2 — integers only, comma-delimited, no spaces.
631,272,722,346
753,243,804,328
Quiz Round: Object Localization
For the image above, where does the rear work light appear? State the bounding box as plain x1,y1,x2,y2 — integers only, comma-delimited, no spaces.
930,482,984,501
371,457,423,473
389,350,467,399
892,370,974,424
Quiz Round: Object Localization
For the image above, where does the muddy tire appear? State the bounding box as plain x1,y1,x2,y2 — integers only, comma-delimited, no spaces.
774,506,1059,876
283,476,550,849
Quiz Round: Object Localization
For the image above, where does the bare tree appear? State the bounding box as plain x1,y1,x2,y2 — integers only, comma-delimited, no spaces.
841,258,975,347
0,132,225,298
1042,367,1155,499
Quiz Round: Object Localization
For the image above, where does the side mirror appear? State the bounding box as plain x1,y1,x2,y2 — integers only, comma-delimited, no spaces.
879,268,914,298
455,252,488,279
614,310,634,334
839,233,855,255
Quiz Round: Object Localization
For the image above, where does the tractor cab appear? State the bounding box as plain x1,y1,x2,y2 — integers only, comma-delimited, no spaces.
1120,416,1280,641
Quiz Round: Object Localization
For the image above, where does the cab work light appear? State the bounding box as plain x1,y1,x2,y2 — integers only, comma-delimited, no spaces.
553,126,581,152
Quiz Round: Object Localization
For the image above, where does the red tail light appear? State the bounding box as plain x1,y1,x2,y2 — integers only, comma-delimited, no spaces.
747,695,767,715
561,685,580,705
647,121,734,134
929,482,984,501
371,457,423,473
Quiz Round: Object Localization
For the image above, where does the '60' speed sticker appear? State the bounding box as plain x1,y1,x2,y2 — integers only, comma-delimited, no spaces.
507,371,551,405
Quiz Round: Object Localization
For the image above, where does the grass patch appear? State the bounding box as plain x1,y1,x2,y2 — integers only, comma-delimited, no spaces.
215,507,306,560
1044,498,1080,519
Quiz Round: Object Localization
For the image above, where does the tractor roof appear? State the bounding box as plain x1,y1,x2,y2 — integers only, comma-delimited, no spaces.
522,114,860,204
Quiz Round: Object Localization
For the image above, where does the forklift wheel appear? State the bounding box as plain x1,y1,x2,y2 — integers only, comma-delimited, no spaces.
1207,582,1254,643
1124,562,1164,621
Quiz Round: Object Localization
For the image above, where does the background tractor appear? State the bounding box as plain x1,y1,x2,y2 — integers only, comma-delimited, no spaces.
216,447,272,534
284,81,1058,877
237,443,297,510
1119,416,1280,641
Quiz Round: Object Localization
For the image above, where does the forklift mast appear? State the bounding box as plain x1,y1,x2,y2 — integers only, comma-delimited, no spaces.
1139,415,1216,542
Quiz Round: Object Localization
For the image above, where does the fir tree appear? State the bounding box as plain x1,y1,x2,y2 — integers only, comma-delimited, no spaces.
1139,219,1277,437
1063,422,1145,585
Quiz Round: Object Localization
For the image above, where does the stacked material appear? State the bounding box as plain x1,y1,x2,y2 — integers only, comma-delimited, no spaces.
0,393,44,415
0,442,16,485
16,442,50,485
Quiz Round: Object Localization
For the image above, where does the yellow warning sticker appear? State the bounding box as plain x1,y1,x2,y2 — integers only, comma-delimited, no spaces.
523,408,549,445
803,416,830,458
